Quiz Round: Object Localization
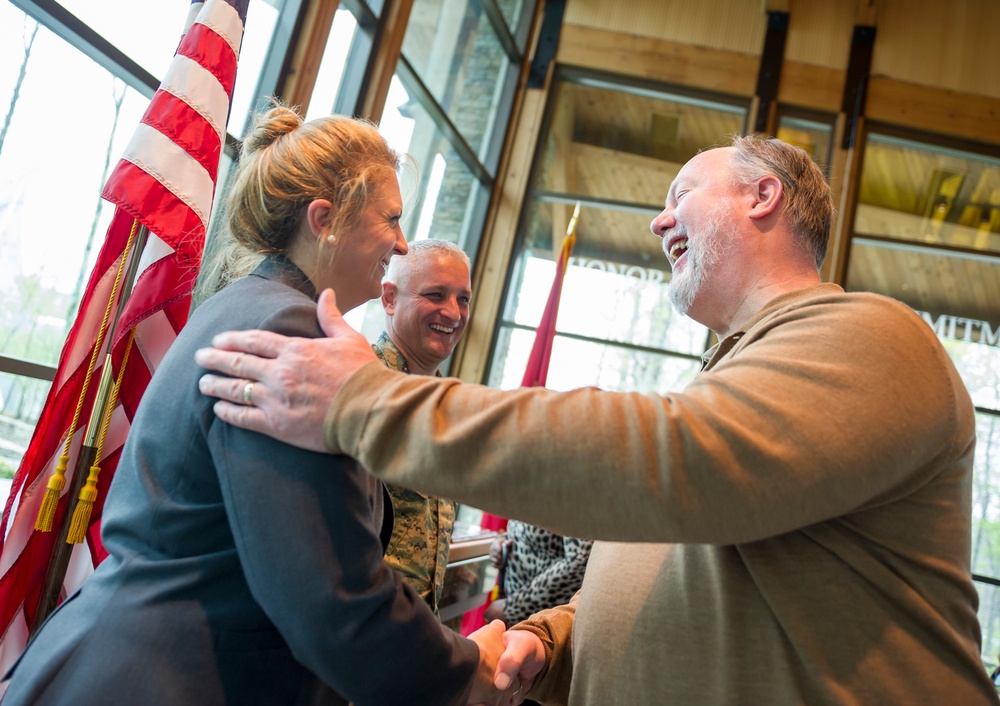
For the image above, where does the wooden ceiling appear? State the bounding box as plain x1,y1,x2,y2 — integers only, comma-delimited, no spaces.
527,80,1000,334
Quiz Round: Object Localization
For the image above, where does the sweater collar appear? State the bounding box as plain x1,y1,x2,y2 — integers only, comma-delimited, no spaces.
700,283,844,369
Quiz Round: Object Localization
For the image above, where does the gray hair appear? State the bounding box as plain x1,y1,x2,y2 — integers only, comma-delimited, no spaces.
384,239,471,290
727,134,834,270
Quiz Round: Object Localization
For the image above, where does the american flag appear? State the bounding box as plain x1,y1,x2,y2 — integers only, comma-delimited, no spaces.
0,0,247,679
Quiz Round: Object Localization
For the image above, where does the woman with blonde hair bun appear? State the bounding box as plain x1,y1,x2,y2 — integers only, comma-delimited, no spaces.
2,102,509,706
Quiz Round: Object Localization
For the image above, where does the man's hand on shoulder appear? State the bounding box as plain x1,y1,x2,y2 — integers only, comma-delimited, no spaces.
195,289,377,452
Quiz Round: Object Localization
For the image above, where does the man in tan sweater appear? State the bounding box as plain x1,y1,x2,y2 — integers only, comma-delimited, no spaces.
197,136,997,704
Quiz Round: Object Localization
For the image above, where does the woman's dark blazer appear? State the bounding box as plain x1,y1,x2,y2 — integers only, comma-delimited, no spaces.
2,257,478,705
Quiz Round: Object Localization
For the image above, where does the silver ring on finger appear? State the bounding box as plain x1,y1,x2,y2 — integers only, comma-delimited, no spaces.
242,380,255,406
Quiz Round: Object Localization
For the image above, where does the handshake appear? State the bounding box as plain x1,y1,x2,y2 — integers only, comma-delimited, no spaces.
466,621,546,706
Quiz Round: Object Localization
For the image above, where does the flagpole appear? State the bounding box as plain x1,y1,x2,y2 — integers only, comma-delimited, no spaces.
31,225,149,633
463,203,581,636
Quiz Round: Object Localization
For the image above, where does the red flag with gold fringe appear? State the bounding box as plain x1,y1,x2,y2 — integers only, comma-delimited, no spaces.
461,202,580,635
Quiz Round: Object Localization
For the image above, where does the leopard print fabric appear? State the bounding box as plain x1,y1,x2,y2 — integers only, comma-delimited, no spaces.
501,520,593,624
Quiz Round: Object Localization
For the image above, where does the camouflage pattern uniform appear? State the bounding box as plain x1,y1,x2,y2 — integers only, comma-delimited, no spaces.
372,332,456,614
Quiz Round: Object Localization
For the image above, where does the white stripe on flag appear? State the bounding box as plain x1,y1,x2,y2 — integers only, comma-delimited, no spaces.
122,123,215,232
196,0,245,57
162,55,230,139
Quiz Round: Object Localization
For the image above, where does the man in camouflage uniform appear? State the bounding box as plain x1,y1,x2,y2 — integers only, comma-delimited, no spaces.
374,239,472,614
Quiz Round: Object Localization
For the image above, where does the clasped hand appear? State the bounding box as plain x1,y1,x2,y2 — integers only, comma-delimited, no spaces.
466,620,545,706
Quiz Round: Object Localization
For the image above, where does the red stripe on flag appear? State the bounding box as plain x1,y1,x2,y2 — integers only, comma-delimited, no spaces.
177,23,239,100
117,264,194,347
102,160,205,262
143,90,222,181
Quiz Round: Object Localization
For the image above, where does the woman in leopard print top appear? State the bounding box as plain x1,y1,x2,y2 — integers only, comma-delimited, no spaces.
486,520,593,625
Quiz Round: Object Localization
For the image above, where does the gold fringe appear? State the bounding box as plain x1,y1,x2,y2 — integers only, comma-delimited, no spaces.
66,463,101,544
34,453,69,532
33,219,141,534
66,330,136,545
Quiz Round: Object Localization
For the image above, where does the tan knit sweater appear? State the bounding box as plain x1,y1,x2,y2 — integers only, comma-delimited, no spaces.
326,284,997,705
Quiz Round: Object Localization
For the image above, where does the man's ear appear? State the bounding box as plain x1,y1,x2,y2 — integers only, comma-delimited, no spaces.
381,282,397,314
749,175,783,221
306,199,334,237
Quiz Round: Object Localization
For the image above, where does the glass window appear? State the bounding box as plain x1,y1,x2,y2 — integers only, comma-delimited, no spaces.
54,1,192,78
854,133,1000,254
978,581,1000,677
495,0,525,33
39,0,278,139
401,0,510,161
536,78,745,205
305,7,365,121
344,74,489,342
227,0,280,137
0,372,50,478
0,7,152,369
0,0,285,486
776,112,833,179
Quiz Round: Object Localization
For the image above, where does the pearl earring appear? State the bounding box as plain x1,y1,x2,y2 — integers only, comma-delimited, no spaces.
326,233,336,245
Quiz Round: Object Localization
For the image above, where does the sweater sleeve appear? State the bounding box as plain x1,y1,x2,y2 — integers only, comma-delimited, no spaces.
325,291,973,545
507,595,580,705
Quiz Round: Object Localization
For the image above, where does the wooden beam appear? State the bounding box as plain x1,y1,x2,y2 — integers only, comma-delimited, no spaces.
866,77,1000,148
841,23,876,149
356,0,414,123
277,0,341,112
822,113,850,284
556,24,757,98
777,61,844,113
827,115,868,285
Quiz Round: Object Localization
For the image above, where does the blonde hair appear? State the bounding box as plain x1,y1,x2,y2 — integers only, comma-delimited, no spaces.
201,99,402,294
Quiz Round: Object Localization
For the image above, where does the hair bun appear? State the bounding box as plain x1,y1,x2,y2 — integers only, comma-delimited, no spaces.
242,104,303,155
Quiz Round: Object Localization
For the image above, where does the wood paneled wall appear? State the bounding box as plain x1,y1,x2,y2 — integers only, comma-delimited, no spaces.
554,0,1000,143
562,0,767,55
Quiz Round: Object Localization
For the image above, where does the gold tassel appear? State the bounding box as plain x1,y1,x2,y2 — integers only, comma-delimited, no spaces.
66,330,135,544
66,463,101,544
33,219,141,534
34,453,70,532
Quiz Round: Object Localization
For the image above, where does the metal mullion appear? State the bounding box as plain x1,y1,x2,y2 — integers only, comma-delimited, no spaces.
533,190,663,217
11,0,158,97
851,235,1000,265
497,321,705,364
473,0,520,63
339,0,378,27
0,355,56,383
396,58,491,187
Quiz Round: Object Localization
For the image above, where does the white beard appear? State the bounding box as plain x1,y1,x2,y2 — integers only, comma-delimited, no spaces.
667,201,736,315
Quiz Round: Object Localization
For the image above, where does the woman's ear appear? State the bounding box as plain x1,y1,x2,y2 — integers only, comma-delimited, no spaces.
749,175,783,221
305,199,334,239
